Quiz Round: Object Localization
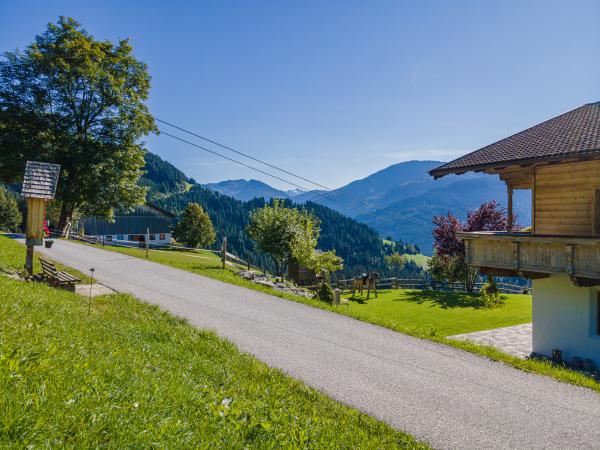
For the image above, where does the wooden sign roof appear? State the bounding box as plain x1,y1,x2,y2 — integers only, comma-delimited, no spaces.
430,101,600,179
22,161,61,199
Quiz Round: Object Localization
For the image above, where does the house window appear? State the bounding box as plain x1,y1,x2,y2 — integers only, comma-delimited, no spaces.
129,235,134,242
159,233,166,240
149,234,156,241
105,235,113,242
117,235,124,240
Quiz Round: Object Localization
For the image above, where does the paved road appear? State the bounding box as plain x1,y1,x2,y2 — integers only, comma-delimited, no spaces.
30,240,600,449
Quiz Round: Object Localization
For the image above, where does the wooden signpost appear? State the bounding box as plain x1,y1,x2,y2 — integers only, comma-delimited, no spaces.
21,161,61,275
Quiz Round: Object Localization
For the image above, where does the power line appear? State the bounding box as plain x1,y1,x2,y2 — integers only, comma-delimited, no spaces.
157,117,415,223
158,129,433,240
156,120,433,235
0,52,432,239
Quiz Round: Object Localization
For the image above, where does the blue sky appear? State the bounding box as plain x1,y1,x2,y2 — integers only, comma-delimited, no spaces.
1,1,599,190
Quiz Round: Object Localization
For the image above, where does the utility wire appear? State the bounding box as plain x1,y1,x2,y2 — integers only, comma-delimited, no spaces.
156,120,433,235
157,117,418,224
159,129,433,240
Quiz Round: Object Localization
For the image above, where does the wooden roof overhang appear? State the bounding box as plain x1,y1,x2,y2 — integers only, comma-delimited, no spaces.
430,101,600,182
432,152,600,185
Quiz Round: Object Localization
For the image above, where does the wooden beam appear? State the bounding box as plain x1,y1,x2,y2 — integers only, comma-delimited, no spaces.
532,167,536,234
507,184,514,233
571,276,600,287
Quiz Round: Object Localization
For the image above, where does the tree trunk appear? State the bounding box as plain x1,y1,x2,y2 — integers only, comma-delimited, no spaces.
58,202,74,237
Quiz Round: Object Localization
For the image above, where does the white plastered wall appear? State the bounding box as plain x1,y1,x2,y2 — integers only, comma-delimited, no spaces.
532,274,600,366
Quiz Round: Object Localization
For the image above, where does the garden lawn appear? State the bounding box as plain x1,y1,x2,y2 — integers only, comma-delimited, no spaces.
0,275,425,447
343,289,532,337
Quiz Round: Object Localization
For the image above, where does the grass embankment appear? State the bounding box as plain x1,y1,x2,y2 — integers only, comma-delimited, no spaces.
0,235,91,283
0,256,425,447
87,240,600,394
75,241,308,301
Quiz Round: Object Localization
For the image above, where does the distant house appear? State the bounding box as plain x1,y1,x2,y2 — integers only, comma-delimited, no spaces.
79,204,176,246
430,101,600,367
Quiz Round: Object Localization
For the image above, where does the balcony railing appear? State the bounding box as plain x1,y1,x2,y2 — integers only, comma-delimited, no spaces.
457,231,600,281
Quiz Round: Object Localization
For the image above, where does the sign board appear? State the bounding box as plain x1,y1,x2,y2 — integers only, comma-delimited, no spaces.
22,161,60,246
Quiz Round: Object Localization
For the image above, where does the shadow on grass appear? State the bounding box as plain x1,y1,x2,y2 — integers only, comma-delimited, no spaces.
347,295,368,304
394,290,488,310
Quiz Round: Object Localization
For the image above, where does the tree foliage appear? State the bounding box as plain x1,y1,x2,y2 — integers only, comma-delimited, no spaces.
142,153,425,279
0,185,22,231
385,253,406,276
430,201,508,290
173,203,216,248
246,200,321,277
306,250,344,279
0,17,156,229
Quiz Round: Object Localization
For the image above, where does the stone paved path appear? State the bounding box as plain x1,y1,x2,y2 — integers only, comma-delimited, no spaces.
449,323,532,359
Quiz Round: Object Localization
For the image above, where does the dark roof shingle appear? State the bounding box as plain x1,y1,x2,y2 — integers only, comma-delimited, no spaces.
21,161,61,199
430,102,600,178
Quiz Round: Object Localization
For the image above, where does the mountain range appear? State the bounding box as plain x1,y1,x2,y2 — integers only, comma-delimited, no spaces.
206,161,532,254
140,153,424,279
205,179,303,202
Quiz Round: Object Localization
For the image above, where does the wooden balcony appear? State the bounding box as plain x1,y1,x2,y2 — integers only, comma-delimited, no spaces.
458,231,600,284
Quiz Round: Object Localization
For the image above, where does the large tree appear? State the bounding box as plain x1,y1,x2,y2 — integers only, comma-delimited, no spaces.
430,201,508,291
247,200,321,279
172,203,216,248
0,17,156,231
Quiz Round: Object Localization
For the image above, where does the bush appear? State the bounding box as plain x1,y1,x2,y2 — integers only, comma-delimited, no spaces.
480,276,503,308
0,186,22,231
316,282,334,304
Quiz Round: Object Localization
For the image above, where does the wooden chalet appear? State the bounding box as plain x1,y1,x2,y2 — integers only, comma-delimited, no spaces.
79,204,176,245
430,102,600,366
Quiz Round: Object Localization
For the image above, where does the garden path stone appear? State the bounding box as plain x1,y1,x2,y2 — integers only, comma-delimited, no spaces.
448,323,532,359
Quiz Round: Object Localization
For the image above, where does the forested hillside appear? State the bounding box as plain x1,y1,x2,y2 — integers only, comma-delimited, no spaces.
141,152,195,200
141,152,424,279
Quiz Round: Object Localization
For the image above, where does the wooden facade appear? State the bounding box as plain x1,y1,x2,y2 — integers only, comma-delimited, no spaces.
462,158,600,285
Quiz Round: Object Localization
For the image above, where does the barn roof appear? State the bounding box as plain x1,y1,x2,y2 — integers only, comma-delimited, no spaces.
79,204,176,235
429,102,600,179
21,161,61,199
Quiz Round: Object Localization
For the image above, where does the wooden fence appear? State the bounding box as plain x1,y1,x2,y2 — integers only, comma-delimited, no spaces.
335,277,529,295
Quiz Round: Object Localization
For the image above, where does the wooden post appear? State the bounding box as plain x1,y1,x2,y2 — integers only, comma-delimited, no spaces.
333,288,341,305
531,168,536,234
222,237,227,269
25,245,34,276
507,184,513,233
24,198,46,276
145,228,150,259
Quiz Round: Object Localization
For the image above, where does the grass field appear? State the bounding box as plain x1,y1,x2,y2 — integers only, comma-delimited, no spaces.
402,253,430,269
343,289,531,336
76,242,309,301
53,238,600,393
0,235,91,283
0,248,425,448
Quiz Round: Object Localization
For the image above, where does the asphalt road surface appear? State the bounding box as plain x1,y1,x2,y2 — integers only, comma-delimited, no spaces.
27,239,600,449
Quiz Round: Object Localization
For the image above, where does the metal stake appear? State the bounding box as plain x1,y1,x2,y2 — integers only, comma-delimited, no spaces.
88,268,95,315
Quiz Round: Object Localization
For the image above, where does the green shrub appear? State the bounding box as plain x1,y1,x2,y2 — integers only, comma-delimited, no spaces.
316,282,334,303
480,276,503,308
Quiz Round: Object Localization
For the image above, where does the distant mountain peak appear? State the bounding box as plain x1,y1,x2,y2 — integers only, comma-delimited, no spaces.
206,179,290,201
